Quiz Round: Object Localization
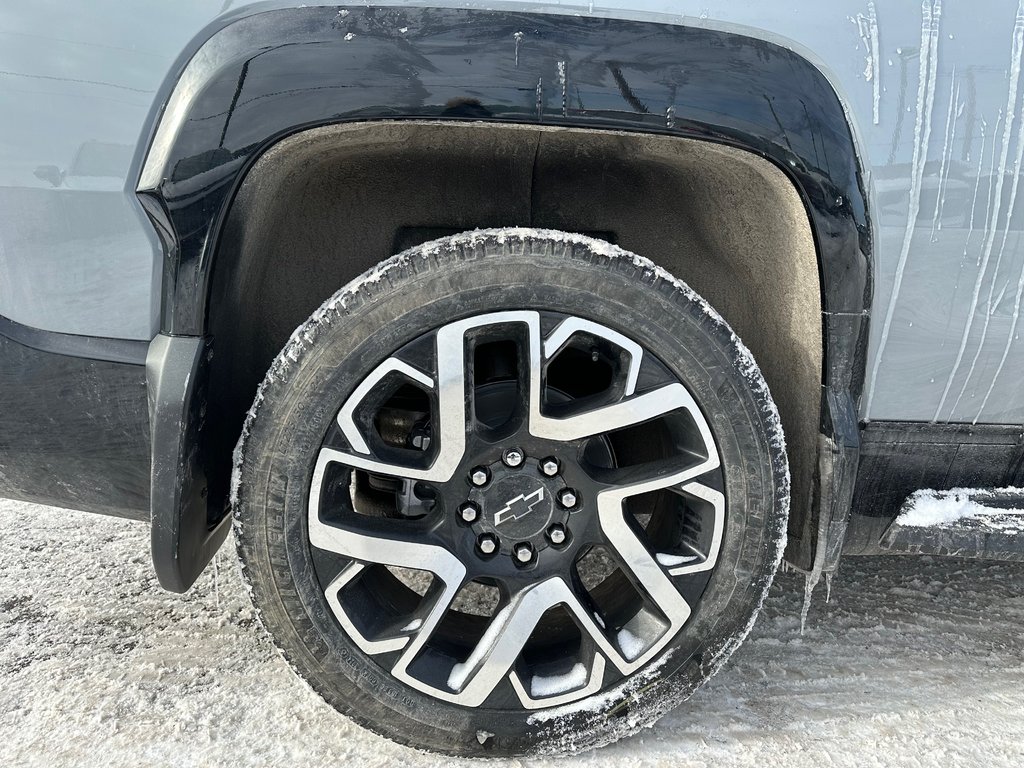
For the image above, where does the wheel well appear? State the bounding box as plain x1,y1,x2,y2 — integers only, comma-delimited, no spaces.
206,121,822,558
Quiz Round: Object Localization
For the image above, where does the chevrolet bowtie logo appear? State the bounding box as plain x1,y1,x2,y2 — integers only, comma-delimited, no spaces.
494,488,545,526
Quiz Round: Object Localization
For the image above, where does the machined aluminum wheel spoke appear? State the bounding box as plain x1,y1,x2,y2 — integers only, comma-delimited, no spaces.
323,562,431,655
531,382,710,444
309,447,466,604
595,486,693,670
337,358,433,455
659,481,726,576
543,316,644,396
588,454,718,492
326,350,458,481
391,576,626,707
531,318,716,455
327,311,543,482
310,454,465,660
508,651,607,710
592,450,726,669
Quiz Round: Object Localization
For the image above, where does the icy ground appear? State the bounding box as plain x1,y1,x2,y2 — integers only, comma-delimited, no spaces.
1,499,1022,767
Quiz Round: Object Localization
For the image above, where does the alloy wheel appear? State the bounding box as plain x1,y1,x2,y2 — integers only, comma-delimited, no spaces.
307,310,726,710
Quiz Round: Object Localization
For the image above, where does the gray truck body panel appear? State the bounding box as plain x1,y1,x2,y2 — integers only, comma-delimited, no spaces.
1,0,1022,424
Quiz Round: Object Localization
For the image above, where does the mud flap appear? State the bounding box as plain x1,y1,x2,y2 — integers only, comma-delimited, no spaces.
146,334,231,592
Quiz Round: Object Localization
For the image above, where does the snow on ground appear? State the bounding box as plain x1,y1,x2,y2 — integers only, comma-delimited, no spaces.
1,498,1023,767
898,488,1024,531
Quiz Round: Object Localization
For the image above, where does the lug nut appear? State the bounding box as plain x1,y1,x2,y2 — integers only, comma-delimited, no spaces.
540,457,560,477
557,488,578,509
477,534,498,555
459,502,479,523
470,467,490,487
503,448,525,468
547,524,567,545
514,543,533,563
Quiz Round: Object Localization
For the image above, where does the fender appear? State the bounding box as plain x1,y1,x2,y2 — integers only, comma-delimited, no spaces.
137,5,871,590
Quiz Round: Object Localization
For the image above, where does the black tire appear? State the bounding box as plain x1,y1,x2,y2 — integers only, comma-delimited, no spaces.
232,229,789,757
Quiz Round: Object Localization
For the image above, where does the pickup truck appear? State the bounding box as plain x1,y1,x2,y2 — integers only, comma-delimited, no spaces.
1,0,1022,757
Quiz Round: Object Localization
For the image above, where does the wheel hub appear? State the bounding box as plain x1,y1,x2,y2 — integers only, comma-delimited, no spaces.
466,454,574,558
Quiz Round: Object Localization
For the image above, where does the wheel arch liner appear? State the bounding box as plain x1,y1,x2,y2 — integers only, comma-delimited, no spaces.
137,6,871,590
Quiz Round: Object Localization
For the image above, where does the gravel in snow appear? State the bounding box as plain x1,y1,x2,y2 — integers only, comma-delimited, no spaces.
1,498,1023,767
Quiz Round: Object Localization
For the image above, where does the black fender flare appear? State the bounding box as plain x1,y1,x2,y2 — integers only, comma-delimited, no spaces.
137,5,871,590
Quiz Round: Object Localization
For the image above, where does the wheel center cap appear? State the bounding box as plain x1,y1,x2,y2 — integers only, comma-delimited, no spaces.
486,475,555,539
467,458,571,553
